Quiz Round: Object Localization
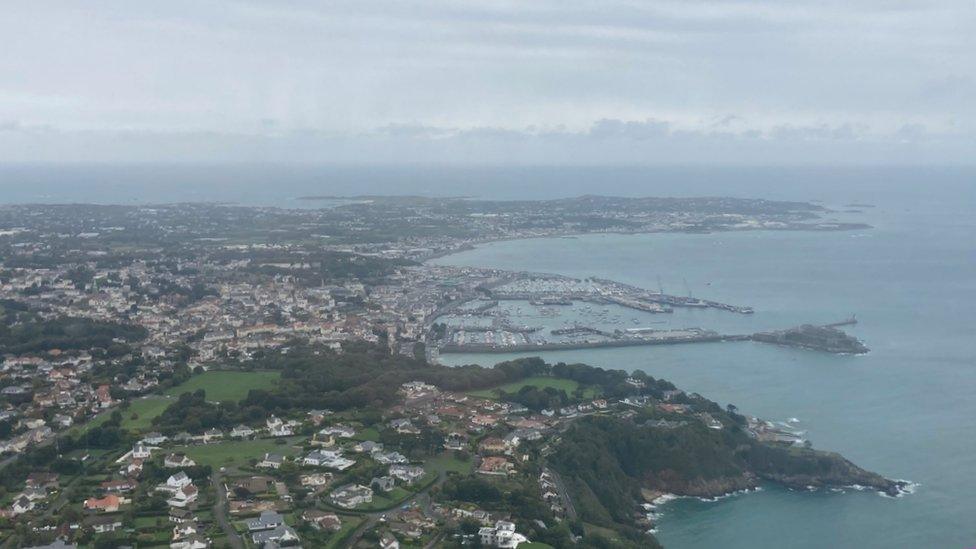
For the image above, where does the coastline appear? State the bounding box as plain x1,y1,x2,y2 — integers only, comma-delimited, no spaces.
421,222,872,265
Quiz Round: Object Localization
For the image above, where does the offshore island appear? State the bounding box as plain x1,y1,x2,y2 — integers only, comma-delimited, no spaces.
0,195,897,548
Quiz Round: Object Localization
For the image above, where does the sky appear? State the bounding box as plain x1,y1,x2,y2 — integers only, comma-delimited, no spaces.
1,0,974,164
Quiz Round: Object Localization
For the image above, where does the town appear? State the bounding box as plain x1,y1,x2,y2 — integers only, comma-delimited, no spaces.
0,198,884,548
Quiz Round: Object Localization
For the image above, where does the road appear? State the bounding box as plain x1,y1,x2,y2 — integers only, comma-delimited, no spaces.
341,470,446,548
212,469,245,549
546,469,578,521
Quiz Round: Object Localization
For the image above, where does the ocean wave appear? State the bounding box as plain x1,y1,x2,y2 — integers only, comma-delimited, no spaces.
881,479,920,498
695,486,764,503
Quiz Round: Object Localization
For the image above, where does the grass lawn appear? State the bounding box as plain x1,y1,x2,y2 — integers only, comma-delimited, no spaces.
121,395,176,432
71,409,113,435
134,515,169,529
355,487,412,511
164,370,281,402
351,427,380,442
519,544,556,549
325,516,363,549
426,452,473,474
171,437,302,468
468,376,597,399
73,395,172,436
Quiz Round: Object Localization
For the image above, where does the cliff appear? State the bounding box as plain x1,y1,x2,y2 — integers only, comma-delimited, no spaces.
549,414,904,541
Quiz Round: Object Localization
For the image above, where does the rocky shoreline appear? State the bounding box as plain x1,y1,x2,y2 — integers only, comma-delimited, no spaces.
642,451,907,500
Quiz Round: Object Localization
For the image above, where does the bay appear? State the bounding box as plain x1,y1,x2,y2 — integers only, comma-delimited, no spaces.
431,189,976,548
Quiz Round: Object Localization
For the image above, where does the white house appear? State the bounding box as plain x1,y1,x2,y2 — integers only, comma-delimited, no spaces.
389,464,425,485
132,442,153,460
164,453,197,468
257,453,285,469
479,521,528,548
230,424,255,438
330,484,373,509
162,472,192,491
167,484,199,508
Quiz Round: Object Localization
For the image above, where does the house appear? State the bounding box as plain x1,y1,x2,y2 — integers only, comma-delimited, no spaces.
26,472,59,490
389,418,420,434
84,494,122,513
233,476,272,496
389,464,425,485
21,485,47,501
506,403,529,414
230,424,255,438
319,424,356,438
309,431,335,447
169,535,210,549
390,521,423,539
96,384,114,408
252,525,300,546
379,532,400,549
164,453,197,468
23,539,77,549
257,453,284,469
503,432,521,450
172,522,202,541
330,484,373,508
302,448,356,470
512,428,542,442
169,508,194,523
352,440,382,453
266,415,293,436
479,521,528,548
307,409,332,425
300,472,333,487
164,472,192,491
142,432,168,445
478,437,507,454
371,476,396,492
126,458,144,476
269,423,293,437
52,413,73,428
302,448,341,466
373,451,407,465
302,509,342,531
246,510,285,532
444,432,467,450
559,406,578,418
167,484,199,508
202,428,224,443
478,457,515,476
86,515,123,533
132,442,153,459
101,479,137,493
12,495,34,514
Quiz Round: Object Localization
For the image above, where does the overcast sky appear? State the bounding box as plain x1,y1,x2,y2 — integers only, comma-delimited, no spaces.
2,0,974,164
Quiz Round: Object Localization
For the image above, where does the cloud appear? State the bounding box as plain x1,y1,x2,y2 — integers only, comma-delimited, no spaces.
0,0,972,163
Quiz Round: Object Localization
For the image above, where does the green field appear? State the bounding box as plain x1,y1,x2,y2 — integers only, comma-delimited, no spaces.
351,427,380,442
121,396,176,432
355,487,413,510
324,516,363,549
467,376,596,399
426,452,473,474
164,370,281,402
171,438,302,468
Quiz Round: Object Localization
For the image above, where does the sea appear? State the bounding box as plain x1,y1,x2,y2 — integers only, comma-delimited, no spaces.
1,164,974,548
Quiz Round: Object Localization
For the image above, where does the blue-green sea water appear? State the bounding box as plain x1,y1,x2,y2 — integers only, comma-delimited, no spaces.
432,192,976,548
